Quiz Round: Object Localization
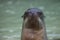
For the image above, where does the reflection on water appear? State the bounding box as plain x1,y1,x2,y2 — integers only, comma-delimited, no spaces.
0,0,60,40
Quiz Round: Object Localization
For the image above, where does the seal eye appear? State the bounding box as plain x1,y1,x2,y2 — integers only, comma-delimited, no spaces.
22,12,28,18
37,12,45,20
37,12,43,17
24,12,29,16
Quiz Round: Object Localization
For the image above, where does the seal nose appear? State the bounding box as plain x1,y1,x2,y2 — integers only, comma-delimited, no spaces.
31,13,37,18
30,13,37,21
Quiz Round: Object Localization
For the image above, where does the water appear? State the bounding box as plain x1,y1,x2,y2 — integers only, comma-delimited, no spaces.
0,0,60,40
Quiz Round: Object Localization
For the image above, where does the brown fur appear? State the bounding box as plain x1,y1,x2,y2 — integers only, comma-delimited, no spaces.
22,28,44,40
21,8,48,40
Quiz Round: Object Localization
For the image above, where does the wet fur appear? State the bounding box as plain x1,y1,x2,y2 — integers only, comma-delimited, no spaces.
21,8,48,40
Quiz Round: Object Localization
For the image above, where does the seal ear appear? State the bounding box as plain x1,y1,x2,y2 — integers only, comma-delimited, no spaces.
22,12,29,18
21,12,26,18
21,14,26,20
21,15,24,18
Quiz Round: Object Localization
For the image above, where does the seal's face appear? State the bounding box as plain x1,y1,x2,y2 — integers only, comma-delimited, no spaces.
22,8,45,29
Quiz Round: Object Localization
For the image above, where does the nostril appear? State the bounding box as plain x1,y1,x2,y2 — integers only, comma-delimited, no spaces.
31,13,36,16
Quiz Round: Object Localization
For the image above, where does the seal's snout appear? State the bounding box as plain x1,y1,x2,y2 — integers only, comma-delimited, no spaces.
28,12,37,19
